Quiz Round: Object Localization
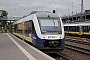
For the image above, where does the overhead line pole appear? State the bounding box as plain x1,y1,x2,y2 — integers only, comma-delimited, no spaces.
80,0,84,22
72,2,73,22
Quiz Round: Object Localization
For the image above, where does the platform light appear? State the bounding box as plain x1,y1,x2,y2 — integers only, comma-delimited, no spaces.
7,21,10,23
11,21,14,22
12,27,14,28
2,27,3,29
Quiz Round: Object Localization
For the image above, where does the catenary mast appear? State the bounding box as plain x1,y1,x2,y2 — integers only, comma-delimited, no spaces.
80,0,83,22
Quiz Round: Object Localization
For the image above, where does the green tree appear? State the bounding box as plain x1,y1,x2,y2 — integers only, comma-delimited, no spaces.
0,10,8,16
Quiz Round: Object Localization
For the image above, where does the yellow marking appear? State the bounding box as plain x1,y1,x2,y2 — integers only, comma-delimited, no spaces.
12,33,32,42
12,33,56,60
65,31,80,34
7,33,36,60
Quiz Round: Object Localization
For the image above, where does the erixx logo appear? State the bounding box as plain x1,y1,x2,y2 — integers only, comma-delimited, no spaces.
48,36,57,38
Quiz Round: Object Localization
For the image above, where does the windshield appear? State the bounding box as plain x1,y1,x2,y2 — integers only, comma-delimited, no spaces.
38,18,62,34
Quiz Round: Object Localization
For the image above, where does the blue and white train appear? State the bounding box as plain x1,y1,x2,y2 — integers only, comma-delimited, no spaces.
64,22,90,37
13,11,65,53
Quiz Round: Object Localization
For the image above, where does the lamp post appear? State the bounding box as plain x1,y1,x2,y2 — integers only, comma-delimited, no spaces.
22,22,25,41
22,8,26,41
0,4,3,18
0,4,1,5
85,10,86,21
12,27,14,32
2,27,3,33
68,9,69,20
65,9,67,22
72,2,73,22
0,4,1,6
79,0,84,22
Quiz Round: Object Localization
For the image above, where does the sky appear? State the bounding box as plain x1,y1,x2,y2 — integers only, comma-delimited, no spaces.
0,0,90,17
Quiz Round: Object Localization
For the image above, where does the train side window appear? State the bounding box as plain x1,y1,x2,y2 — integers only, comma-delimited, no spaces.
71,26,74,31
87,26,89,31
85,26,88,31
27,21,36,34
77,26,79,32
76,26,78,32
88,26,89,30
75,26,77,32
32,21,36,34
28,21,32,33
89,26,90,30
72,26,76,32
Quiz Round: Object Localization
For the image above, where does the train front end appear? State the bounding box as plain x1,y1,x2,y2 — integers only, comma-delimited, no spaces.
33,12,65,53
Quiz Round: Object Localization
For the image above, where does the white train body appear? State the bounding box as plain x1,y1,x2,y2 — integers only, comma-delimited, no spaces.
14,11,65,52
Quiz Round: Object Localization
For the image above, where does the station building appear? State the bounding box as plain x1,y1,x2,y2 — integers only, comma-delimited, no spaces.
62,9,90,23
0,16,22,32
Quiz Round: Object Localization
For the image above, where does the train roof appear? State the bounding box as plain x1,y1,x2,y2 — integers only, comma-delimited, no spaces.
13,11,60,24
13,14,33,24
35,11,59,18
64,22,90,26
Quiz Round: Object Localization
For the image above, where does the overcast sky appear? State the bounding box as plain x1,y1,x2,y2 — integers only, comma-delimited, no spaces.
0,0,90,17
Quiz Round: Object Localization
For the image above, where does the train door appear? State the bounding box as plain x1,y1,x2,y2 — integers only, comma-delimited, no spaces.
88,26,90,33
79,26,83,35
29,20,37,44
28,20,36,38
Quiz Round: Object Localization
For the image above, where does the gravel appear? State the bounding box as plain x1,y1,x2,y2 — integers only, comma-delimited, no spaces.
61,48,90,60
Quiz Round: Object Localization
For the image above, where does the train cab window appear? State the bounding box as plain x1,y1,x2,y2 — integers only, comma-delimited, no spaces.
38,18,62,34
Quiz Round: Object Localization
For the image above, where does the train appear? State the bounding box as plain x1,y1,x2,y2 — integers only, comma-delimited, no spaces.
85,9,90,14
13,11,65,53
64,22,90,37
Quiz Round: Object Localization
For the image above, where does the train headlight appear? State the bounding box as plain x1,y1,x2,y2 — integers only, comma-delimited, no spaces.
43,37,45,39
42,35,45,39
32,37,36,39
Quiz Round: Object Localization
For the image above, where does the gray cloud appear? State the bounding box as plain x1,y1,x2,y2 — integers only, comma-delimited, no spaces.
0,0,90,17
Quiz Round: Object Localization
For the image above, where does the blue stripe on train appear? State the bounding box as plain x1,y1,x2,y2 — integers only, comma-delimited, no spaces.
32,34,65,45
31,34,43,44
62,38,65,44
25,33,65,45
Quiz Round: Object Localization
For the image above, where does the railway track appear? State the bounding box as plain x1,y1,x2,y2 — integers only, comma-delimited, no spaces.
47,47,90,60
65,36,90,55
66,36,90,42
66,37,90,46
62,48,90,60
47,53,71,60
65,44,90,55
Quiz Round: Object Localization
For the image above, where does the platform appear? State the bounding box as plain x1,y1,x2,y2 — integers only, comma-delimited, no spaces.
0,33,55,60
